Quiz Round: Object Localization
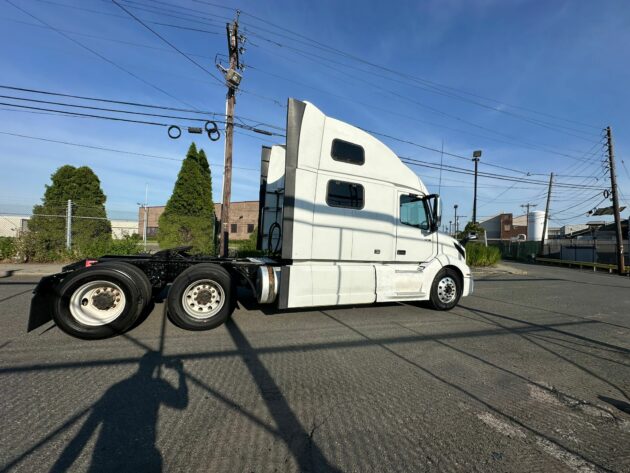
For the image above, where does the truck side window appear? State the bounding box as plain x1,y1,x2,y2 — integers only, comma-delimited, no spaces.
400,194,430,230
326,180,364,209
331,139,365,165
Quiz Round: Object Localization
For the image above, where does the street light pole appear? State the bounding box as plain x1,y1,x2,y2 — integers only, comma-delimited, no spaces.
454,204,458,235
472,150,482,224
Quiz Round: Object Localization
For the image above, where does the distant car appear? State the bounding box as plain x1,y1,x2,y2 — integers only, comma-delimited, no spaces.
510,234,527,242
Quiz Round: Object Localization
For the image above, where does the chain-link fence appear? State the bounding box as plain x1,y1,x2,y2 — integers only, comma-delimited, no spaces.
490,238,630,265
540,238,629,265
0,200,142,261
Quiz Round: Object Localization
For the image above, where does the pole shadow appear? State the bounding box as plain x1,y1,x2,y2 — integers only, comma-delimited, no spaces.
224,319,341,472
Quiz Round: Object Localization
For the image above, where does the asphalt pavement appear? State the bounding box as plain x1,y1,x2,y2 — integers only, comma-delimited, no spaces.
1,262,629,472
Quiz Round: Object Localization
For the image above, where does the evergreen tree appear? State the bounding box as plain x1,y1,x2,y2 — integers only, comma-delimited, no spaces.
158,143,215,254
28,165,111,260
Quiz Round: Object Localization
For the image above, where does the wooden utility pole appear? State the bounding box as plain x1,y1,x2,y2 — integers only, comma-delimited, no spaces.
606,126,625,274
539,173,554,255
219,12,241,257
472,150,482,224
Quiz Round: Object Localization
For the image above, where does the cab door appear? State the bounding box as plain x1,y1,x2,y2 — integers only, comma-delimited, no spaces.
395,192,435,262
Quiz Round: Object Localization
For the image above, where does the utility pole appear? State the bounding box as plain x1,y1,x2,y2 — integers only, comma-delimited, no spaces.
454,204,458,235
539,173,554,255
606,126,625,274
143,184,148,252
472,150,482,224
219,11,241,257
65,199,72,251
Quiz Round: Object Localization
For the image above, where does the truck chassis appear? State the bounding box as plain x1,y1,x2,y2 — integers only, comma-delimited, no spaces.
28,247,270,339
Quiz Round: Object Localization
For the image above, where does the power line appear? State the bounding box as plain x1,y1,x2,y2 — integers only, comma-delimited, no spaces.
0,17,219,59
244,27,601,144
216,6,601,131
49,0,603,156
0,130,260,172
111,0,225,87
0,85,285,130
399,156,606,190
0,94,285,136
5,0,199,109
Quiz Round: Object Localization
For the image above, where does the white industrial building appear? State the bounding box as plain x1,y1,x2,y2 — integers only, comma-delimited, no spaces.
0,215,137,239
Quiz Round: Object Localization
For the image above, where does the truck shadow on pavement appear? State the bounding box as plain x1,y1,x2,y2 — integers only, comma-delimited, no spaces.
3,296,628,472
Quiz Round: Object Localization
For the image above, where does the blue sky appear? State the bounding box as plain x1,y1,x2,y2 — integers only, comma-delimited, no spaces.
1,0,629,229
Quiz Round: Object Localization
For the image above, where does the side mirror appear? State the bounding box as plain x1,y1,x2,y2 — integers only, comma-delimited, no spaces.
424,194,441,233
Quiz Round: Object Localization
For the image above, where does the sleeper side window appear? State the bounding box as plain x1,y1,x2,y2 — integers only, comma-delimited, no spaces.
326,180,364,209
331,139,365,165
400,194,430,230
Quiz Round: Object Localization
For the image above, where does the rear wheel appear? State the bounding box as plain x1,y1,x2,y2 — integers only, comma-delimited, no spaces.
53,266,144,339
428,268,462,310
97,261,152,303
167,264,233,331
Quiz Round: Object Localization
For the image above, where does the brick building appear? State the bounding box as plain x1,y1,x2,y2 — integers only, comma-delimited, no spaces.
138,201,259,241
480,213,528,240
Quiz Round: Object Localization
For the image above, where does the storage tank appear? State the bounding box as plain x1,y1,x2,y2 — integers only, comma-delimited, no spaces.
527,210,547,241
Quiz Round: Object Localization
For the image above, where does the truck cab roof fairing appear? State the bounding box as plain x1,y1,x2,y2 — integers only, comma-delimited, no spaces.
281,98,429,260
284,99,426,191
281,99,307,259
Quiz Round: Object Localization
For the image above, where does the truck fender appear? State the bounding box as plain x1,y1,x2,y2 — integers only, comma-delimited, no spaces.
420,255,468,289
27,273,66,332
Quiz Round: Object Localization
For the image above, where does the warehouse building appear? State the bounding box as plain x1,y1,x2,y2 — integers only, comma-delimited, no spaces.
138,201,259,241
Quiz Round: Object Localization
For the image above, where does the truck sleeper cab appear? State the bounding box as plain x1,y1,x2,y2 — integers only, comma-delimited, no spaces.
28,99,472,340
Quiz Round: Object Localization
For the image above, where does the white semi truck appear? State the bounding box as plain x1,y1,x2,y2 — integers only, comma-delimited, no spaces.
28,99,473,339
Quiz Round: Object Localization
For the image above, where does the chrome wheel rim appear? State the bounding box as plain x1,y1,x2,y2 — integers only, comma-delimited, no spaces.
181,279,225,319
437,276,457,304
69,281,126,326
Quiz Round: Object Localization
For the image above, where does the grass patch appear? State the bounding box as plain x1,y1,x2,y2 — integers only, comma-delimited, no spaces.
466,242,501,267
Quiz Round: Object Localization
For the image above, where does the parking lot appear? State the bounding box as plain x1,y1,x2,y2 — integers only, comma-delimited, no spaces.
1,262,629,472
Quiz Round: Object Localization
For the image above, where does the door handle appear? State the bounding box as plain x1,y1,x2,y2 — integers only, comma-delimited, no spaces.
397,250,406,255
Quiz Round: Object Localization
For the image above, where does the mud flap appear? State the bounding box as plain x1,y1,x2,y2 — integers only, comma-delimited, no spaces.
27,274,64,332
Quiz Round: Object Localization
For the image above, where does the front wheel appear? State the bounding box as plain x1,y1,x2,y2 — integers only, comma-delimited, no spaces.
167,264,233,331
428,268,462,310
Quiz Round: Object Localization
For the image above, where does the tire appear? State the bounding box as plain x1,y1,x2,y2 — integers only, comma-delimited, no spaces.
428,268,462,311
167,264,233,331
97,261,152,304
52,266,145,339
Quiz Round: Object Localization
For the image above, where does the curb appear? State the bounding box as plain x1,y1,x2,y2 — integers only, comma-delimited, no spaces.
0,267,64,278
472,263,528,276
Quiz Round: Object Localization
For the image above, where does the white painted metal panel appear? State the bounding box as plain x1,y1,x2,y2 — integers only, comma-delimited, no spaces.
285,263,376,308
290,168,318,259
375,264,429,302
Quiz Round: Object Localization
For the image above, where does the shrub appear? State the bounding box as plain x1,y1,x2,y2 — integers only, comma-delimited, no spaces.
158,143,215,254
82,234,142,258
231,229,264,257
466,242,501,267
0,237,16,260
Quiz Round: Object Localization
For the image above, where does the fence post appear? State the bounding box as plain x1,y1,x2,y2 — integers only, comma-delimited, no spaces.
65,199,72,250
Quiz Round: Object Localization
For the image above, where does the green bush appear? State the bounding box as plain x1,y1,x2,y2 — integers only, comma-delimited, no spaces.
82,234,142,258
233,229,265,257
0,237,16,260
466,242,501,267
14,234,142,262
